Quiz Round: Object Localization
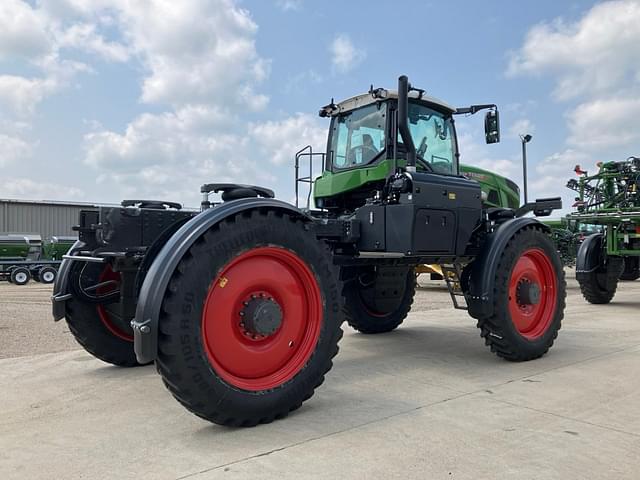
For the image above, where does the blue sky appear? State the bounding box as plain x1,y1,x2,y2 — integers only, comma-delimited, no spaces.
1,0,639,210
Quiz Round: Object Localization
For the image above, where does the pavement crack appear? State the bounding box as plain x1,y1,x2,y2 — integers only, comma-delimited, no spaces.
487,397,640,439
173,391,476,479
173,344,640,478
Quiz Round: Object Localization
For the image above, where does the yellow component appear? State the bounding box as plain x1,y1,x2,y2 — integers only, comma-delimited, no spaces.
448,192,456,200
218,277,229,288
415,264,443,277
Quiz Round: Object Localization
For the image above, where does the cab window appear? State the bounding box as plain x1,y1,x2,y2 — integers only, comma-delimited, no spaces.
401,103,456,174
330,104,386,169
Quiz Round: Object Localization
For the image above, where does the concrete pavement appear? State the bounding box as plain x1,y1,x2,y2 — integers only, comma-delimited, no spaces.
1,278,638,479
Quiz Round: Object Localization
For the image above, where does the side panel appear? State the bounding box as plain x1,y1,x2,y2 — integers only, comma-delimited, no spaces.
413,209,456,253
466,217,550,319
132,198,308,364
313,159,394,199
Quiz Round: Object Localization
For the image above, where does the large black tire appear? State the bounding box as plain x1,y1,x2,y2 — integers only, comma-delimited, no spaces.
65,263,142,367
620,257,640,281
155,210,345,427
576,238,623,304
475,227,566,362
37,266,57,284
344,266,415,334
10,267,31,285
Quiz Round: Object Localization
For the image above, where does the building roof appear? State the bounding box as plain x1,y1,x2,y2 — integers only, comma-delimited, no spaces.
0,198,114,208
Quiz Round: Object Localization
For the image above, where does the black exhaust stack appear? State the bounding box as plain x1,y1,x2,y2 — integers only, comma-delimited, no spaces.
397,75,416,170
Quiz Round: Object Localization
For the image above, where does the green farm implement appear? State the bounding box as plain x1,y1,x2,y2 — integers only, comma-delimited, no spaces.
0,234,76,285
570,157,640,302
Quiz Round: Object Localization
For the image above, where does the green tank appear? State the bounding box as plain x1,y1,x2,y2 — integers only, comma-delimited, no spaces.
0,234,42,261
41,236,76,261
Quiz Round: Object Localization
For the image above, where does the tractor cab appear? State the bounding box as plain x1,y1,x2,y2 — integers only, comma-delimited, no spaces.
312,79,500,211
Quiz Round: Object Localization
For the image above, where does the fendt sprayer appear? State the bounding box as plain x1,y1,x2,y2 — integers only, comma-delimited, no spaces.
569,157,640,303
52,76,566,426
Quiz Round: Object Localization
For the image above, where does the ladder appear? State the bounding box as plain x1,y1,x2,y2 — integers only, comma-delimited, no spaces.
440,264,468,310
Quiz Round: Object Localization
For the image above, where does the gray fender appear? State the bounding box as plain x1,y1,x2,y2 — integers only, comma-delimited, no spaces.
466,217,550,320
575,233,603,275
132,198,308,364
51,240,85,321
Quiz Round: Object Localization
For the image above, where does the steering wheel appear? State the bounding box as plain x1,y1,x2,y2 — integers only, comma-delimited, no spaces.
431,161,453,174
347,144,379,165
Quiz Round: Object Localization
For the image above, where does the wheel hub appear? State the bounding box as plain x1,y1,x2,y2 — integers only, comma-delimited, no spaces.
516,279,541,306
240,295,283,337
508,248,558,340
201,246,323,391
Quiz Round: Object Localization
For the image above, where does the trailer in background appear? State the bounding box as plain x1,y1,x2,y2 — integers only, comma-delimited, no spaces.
0,234,76,285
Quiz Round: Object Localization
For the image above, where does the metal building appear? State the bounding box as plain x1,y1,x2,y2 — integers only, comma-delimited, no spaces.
0,198,101,239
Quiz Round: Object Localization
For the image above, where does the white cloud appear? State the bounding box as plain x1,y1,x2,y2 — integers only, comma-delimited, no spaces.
284,70,323,94
84,106,231,170
0,177,84,201
248,113,326,166
0,0,314,204
56,23,130,62
0,57,90,117
457,131,520,181
77,0,276,203
330,34,366,73
508,1,640,212
85,109,247,202
534,149,590,179
276,0,303,11
566,96,640,150
507,118,535,139
0,134,33,166
114,0,270,109
530,149,593,211
507,0,640,100
0,0,52,60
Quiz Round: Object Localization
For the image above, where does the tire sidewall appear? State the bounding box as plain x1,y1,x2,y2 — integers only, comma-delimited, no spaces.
65,262,140,367
496,229,563,355
345,267,415,333
39,267,57,284
11,268,30,285
159,213,343,420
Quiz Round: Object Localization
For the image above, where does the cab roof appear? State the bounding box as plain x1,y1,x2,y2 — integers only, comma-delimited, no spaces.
320,89,456,118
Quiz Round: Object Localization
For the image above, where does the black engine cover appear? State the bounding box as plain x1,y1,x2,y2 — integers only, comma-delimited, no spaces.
356,173,482,256
95,206,196,250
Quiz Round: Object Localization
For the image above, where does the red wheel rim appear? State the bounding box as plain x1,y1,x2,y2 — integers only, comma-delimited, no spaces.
96,265,133,342
508,248,557,339
201,247,323,391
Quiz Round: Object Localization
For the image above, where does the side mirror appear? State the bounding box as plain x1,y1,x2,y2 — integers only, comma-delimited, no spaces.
484,109,500,144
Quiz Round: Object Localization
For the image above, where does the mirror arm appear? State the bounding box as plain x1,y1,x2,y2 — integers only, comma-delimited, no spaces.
454,104,497,115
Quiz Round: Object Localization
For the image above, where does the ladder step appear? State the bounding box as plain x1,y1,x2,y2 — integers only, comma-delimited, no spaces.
439,264,468,310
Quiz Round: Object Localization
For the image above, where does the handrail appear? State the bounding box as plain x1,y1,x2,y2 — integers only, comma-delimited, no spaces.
294,145,325,210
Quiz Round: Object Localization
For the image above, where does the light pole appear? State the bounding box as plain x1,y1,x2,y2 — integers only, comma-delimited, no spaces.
520,134,532,204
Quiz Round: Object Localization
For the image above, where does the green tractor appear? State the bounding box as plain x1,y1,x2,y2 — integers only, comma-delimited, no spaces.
570,157,640,303
53,76,565,426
